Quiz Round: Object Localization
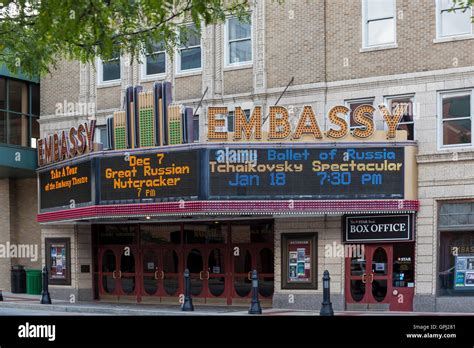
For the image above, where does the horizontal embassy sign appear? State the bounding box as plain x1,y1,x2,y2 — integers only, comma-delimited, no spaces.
343,214,412,243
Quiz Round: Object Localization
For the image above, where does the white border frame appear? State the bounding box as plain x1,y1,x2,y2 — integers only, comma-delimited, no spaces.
435,0,474,40
437,89,474,150
96,57,122,87
383,94,416,141
175,24,203,76
224,16,253,68
361,0,397,49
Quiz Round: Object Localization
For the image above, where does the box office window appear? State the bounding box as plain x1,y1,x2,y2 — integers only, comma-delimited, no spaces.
438,202,474,296
281,233,317,290
45,238,71,285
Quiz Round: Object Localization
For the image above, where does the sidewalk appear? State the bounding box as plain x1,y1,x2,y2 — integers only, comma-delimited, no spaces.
1,292,474,316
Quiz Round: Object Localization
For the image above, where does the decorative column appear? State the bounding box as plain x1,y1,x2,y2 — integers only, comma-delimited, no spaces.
253,0,266,95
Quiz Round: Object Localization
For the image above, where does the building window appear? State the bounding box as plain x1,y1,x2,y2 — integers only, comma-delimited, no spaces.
95,126,109,150
385,95,415,141
98,54,121,84
227,109,250,132
438,202,474,296
225,16,252,66
436,0,473,38
193,115,199,142
0,77,39,148
439,90,472,148
142,42,166,78
177,25,202,73
362,0,396,47
346,98,375,129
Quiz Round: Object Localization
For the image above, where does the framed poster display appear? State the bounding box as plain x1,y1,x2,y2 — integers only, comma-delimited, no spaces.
45,238,71,285
281,233,317,289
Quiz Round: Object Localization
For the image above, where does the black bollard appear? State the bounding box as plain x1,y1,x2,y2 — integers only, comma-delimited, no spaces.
320,270,334,316
181,269,194,311
248,269,262,314
0,289,3,301
40,266,52,304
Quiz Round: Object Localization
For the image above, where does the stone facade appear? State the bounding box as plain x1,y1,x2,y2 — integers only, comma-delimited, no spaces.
0,178,42,291
273,217,344,311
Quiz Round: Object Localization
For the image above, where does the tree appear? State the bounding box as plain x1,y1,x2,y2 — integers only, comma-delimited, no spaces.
0,0,251,77
452,0,474,18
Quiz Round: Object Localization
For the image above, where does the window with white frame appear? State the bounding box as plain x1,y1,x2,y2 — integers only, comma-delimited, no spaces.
177,25,201,73
227,109,251,132
436,0,473,38
95,126,109,150
98,54,121,84
439,90,473,147
346,98,375,129
362,0,396,47
142,41,166,77
386,95,415,141
226,17,252,66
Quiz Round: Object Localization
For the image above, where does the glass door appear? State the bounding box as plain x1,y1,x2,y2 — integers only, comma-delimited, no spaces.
161,247,181,300
345,244,393,309
117,246,138,301
205,247,228,304
184,248,205,302
368,246,392,306
98,246,120,300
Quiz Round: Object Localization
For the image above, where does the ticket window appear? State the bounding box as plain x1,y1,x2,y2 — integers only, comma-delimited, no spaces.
392,243,415,288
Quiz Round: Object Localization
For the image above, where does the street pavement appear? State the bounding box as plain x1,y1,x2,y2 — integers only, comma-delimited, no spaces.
0,307,99,316
1,292,474,316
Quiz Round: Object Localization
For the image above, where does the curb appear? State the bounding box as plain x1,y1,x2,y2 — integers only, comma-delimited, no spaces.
0,301,233,316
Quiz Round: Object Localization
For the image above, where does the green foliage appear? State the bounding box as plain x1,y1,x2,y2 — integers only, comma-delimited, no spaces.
0,0,250,77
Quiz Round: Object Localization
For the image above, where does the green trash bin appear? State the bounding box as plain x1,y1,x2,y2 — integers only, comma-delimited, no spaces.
26,269,42,295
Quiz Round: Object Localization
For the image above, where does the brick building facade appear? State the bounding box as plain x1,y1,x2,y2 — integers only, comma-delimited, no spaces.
36,0,474,312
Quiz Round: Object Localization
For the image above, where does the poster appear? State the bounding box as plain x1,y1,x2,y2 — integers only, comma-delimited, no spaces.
454,255,474,289
51,244,66,278
288,240,311,283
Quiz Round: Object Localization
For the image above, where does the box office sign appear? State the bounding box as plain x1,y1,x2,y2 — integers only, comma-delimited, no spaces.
344,214,412,243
